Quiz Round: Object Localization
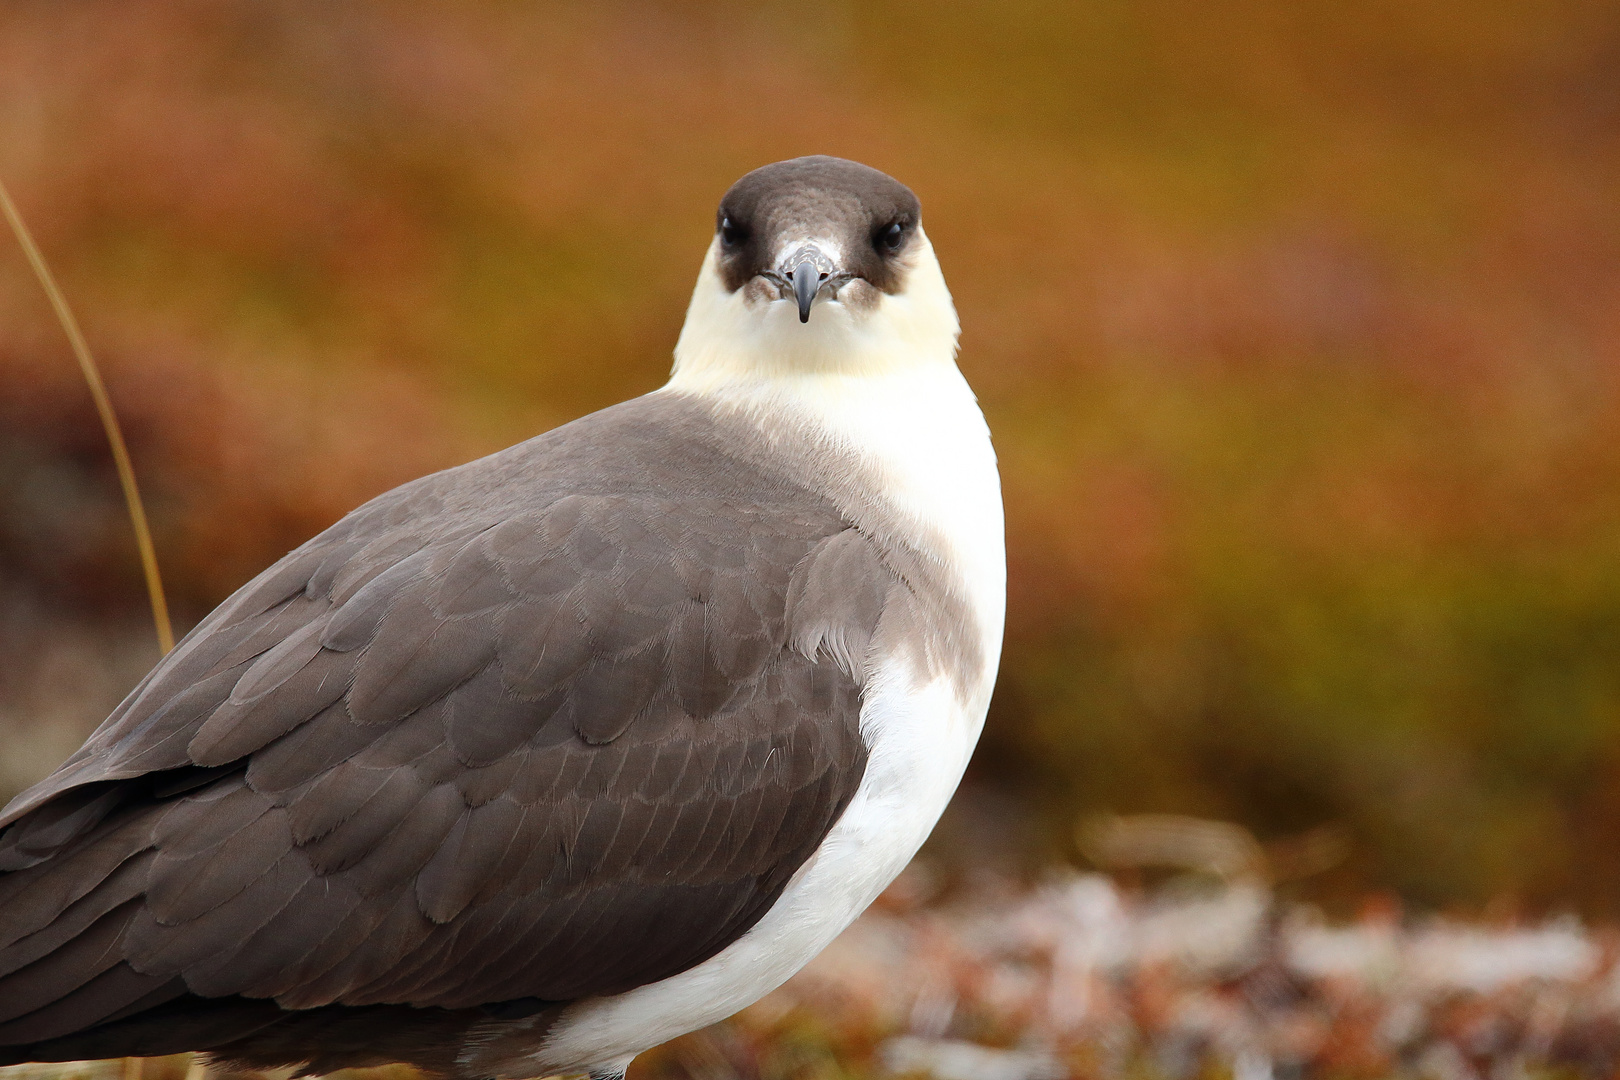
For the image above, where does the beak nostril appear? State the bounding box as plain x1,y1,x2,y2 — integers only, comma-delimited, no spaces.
780,245,838,323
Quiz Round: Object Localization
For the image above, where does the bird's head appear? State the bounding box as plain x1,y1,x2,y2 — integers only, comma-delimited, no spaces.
670,156,960,390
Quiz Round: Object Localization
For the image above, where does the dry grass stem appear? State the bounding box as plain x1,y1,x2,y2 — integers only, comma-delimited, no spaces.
0,175,173,654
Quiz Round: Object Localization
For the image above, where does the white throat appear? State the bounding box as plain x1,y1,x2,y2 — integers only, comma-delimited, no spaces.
661,230,1005,666
668,231,960,387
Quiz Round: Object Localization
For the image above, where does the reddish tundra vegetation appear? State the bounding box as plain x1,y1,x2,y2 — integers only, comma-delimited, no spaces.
3,2,1620,1077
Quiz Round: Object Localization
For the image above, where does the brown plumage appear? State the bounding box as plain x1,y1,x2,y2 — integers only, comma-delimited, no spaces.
0,392,890,1073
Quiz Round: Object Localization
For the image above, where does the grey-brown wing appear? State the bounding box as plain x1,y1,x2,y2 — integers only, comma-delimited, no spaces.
0,482,892,1039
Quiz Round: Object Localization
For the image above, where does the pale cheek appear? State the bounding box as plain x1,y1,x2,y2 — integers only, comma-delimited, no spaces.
835,278,882,315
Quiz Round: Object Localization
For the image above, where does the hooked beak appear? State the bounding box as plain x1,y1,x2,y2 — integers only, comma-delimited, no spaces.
790,261,821,323
773,243,840,323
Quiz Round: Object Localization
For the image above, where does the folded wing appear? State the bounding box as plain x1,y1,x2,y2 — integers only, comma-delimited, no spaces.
0,447,897,1048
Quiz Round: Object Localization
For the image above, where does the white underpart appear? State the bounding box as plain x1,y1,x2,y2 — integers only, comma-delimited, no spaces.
525,231,1005,1078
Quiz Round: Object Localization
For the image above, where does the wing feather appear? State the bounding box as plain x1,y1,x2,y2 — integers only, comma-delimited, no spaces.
0,398,895,1046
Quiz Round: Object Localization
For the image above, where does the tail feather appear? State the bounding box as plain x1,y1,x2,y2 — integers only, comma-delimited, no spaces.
0,807,157,951
0,993,515,1077
0,852,155,972
0,959,176,1042
0,902,141,1026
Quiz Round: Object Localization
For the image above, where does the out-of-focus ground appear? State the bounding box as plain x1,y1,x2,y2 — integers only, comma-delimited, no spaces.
5,0,1620,1076
11,816,1620,1080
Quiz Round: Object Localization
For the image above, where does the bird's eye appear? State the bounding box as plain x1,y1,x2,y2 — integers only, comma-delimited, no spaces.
878,221,906,251
720,216,747,248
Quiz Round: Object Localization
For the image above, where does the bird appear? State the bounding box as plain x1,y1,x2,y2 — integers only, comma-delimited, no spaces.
0,155,1005,1080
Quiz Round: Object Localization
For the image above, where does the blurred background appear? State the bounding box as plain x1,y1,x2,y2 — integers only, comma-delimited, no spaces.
4,0,1620,919
12,3,1620,1077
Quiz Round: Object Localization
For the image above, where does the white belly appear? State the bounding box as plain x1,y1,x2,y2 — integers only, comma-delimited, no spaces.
519,664,990,1078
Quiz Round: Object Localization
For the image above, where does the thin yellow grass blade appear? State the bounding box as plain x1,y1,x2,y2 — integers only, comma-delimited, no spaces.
0,176,174,654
